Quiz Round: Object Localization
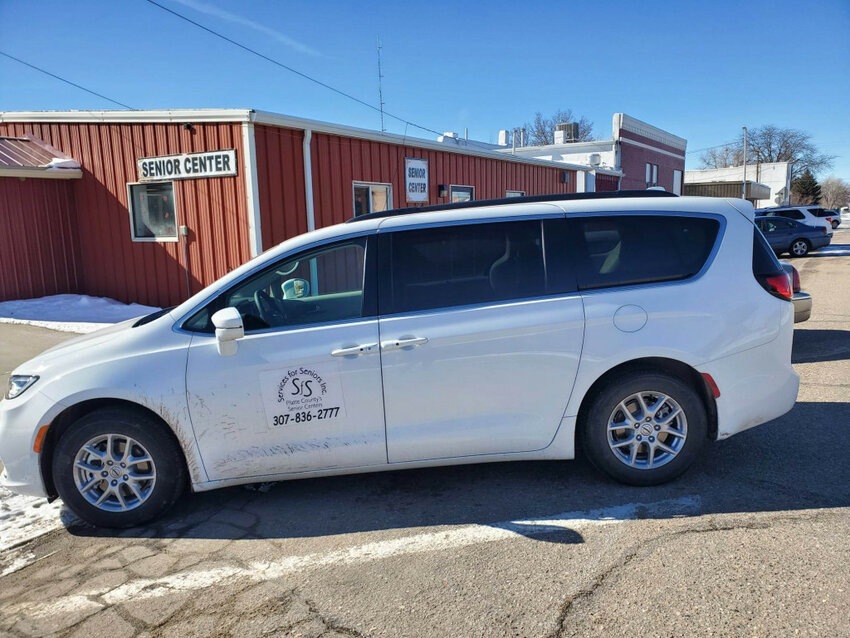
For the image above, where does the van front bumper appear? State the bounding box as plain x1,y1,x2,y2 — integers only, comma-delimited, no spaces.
0,391,57,498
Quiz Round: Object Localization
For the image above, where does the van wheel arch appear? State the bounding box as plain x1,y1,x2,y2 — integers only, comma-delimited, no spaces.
39,399,189,500
576,357,718,447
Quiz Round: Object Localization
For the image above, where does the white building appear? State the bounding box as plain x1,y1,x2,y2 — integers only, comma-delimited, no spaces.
491,114,686,194
684,162,792,208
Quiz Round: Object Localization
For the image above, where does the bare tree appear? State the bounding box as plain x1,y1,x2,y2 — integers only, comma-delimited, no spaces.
519,109,594,146
699,125,834,179
700,144,744,169
820,176,850,210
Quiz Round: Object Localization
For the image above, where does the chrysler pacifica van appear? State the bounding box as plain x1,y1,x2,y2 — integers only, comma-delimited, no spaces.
0,192,799,527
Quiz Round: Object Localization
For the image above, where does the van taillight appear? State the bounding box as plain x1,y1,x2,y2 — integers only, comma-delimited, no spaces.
761,273,793,301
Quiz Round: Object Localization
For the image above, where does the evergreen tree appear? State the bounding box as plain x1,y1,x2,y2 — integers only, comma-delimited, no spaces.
791,169,822,205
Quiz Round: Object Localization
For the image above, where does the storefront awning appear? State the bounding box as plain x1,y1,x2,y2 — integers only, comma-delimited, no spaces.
0,134,82,179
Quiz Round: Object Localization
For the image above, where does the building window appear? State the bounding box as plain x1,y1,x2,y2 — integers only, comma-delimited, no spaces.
505,190,525,198
645,163,659,188
128,182,178,241
450,185,475,203
353,182,392,216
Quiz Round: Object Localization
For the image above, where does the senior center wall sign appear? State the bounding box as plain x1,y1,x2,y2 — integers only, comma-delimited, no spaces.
137,149,238,181
405,157,429,203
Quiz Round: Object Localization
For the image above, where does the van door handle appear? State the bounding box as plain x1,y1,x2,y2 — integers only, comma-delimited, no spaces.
331,343,378,357
381,336,429,351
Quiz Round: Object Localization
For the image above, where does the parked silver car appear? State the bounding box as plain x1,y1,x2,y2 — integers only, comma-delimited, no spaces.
781,262,811,323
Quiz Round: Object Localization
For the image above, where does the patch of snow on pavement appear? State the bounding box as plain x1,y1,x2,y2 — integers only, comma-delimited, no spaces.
0,486,78,552
0,294,160,334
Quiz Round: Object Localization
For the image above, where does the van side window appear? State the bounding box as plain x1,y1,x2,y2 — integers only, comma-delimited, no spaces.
384,221,546,314
183,238,368,333
573,215,720,290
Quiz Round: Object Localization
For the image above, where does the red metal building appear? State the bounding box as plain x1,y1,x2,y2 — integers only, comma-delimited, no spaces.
0,109,596,307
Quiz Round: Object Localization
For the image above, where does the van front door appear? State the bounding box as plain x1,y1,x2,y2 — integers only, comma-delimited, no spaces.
184,236,387,481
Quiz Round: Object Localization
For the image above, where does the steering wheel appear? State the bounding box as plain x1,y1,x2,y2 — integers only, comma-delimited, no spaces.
253,290,287,326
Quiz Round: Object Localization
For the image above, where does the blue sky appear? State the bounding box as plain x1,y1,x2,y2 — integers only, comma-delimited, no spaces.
2,0,849,177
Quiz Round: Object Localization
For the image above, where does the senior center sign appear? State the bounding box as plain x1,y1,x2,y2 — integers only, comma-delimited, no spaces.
138,149,238,182
404,157,429,203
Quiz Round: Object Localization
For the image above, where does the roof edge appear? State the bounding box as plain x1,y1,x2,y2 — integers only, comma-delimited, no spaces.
251,110,597,170
0,109,254,124
0,108,599,172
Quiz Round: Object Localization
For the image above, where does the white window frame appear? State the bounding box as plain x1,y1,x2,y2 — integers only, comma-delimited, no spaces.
450,184,475,203
127,181,179,243
505,190,525,197
352,181,393,216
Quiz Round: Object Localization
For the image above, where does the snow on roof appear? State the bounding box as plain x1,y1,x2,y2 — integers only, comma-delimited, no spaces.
0,134,81,179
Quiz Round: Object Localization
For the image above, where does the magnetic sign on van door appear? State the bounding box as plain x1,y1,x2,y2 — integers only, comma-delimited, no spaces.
259,364,348,429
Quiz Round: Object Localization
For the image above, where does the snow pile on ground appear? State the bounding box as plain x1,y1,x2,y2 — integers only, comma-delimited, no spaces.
0,485,78,552
0,294,160,334
0,294,148,553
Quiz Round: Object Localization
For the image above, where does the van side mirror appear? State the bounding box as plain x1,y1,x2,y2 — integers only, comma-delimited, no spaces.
211,307,244,356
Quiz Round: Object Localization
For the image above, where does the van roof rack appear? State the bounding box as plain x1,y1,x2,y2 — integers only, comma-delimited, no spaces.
347,189,678,223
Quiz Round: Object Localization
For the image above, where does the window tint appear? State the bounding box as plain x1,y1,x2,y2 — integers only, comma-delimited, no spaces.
573,215,720,290
384,221,545,313
752,227,783,277
542,219,578,294
184,238,368,333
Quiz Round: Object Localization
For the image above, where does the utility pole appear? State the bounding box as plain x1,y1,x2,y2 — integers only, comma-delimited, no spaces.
742,126,748,200
376,36,386,132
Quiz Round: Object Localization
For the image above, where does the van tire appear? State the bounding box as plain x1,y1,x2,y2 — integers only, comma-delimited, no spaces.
52,408,186,528
581,371,707,486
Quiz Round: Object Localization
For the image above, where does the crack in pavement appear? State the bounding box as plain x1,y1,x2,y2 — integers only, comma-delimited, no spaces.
546,509,842,638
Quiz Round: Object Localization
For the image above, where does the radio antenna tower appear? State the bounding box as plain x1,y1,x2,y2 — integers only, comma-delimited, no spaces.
376,36,386,132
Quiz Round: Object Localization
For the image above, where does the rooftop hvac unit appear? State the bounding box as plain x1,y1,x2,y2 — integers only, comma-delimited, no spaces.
588,153,602,166
554,122,579,144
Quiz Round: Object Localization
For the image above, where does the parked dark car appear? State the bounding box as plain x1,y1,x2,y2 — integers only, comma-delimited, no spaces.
755,216,831,257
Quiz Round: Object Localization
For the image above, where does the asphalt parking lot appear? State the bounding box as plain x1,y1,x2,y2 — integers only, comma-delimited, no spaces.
1,228,849,638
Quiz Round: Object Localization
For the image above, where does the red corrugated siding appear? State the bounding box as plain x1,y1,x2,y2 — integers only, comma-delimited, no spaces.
0,177,80,301
0,121,252,307
254,125,307,251
255,125,577,247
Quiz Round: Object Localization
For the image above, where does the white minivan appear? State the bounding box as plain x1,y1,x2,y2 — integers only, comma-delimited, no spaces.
0,192,799,528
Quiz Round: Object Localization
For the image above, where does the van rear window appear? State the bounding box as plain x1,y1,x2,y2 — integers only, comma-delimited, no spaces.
572,215,720,290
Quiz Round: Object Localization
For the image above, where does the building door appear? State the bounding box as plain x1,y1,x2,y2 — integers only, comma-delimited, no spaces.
673,170,683,195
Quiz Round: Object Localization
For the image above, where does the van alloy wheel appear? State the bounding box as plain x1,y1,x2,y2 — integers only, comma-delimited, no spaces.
73,434,157,512
53,407,185,527
606,392,688,469
581,370,707,486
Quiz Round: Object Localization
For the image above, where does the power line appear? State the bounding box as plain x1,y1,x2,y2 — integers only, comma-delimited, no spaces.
686,140,740,155
143,0,444,138
0,50,134,110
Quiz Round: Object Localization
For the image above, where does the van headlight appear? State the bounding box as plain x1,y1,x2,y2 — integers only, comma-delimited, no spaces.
6,376,39,400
